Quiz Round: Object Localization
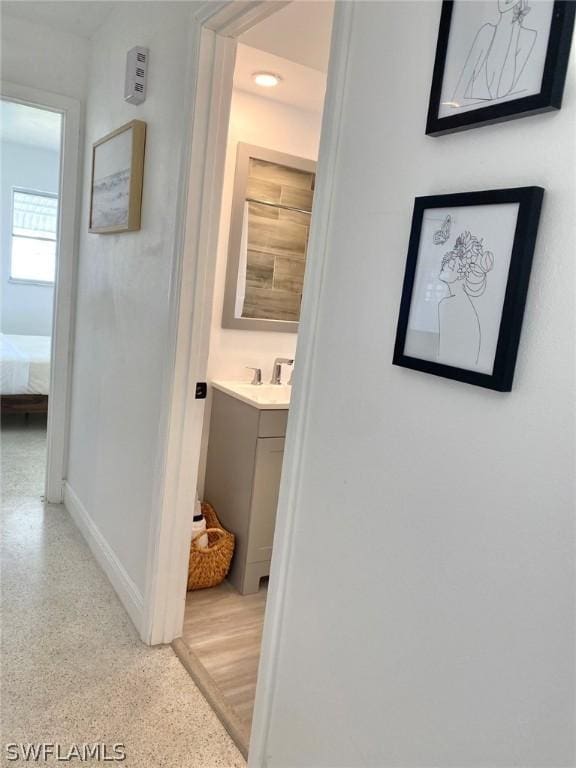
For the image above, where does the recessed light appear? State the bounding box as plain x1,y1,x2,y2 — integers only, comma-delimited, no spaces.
253,72,281,88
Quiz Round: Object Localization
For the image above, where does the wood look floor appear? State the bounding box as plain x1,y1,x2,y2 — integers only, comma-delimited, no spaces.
182,580,267,728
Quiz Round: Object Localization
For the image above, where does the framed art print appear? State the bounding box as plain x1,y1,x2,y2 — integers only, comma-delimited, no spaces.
426,1,575,136
89,120,146,233
393,187,543,391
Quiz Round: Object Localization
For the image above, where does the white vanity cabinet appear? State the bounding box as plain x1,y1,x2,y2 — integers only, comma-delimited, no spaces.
204,387,288,595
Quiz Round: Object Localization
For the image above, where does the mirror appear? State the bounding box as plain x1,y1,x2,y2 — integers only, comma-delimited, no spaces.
222,144,316,332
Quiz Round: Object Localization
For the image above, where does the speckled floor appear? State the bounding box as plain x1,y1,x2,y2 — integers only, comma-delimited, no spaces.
0,416,245,767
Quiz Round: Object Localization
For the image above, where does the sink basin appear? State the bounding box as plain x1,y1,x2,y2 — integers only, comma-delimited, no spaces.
211,380,291,409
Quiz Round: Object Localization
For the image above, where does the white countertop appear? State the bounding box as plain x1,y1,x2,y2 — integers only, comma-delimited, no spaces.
211,380,291,410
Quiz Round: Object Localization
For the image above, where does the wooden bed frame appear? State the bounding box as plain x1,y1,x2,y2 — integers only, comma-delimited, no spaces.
1,395,48,415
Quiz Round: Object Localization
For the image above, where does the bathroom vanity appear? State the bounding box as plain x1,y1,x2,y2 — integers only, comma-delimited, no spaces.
204,382,290,595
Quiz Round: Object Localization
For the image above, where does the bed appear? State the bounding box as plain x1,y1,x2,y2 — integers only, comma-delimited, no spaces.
1,334,51,414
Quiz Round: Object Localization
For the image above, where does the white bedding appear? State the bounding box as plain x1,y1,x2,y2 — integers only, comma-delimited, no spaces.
1,334,51,395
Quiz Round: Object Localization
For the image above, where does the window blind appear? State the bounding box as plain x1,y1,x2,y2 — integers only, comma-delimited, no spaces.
13,191,58,240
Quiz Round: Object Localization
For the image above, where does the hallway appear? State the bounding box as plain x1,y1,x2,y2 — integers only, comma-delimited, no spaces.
0,418,245,767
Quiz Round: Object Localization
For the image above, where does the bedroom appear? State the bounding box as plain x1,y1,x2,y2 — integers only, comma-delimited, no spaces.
1,100,59,434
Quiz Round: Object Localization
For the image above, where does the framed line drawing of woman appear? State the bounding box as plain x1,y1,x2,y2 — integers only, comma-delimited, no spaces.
426,0,575,136
393,187,544,391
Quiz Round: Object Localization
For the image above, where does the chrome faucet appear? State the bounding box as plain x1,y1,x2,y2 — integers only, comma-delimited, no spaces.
270,358,294,385
246,366,262,385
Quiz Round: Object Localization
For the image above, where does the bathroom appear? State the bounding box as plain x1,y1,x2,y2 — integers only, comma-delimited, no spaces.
177,1,334,757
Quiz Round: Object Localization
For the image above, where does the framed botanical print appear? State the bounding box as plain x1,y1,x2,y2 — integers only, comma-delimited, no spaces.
426,1,575,136
89,120,146,233
393,187,544,391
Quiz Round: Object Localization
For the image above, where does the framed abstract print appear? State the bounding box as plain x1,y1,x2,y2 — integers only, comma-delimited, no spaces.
393,187,544,391
426,1,575,136
89,120,146,233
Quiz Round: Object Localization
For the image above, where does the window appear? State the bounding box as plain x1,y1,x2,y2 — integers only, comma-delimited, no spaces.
11,190,58,284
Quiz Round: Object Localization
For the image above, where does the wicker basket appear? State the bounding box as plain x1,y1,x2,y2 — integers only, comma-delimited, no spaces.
187,502,235,591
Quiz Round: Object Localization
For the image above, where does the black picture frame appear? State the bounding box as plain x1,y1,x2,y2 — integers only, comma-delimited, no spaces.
426,1,575,136
393,187,544,391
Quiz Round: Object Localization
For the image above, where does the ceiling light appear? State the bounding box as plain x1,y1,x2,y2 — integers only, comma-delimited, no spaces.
253,72,281,88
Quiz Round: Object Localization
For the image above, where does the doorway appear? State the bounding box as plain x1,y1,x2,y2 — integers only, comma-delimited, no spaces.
1,100,61,490
0,84,81,505
146,0,353,762
168,1,334,757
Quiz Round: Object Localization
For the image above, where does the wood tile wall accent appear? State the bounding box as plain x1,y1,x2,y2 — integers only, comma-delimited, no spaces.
242,158,315,322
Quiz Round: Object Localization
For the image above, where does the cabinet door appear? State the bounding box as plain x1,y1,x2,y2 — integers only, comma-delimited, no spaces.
247,437,285,563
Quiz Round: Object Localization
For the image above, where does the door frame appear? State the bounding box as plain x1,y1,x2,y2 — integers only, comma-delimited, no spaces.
0,81,81,504
142,1,355,762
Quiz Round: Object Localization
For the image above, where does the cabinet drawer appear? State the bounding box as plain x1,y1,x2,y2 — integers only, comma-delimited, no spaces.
258,409,288,437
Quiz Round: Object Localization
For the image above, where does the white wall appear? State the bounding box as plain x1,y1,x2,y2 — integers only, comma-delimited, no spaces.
262,3,575,766
1,141,59,336
66,2,196,609
1,14,88,102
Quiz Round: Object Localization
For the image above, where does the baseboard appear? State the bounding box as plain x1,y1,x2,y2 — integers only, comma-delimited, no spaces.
63,481,144,633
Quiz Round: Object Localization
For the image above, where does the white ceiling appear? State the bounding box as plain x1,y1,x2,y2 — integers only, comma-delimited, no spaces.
235,1,334,114
240,1,334,73
234,44,327,114
1,1,115,39
1,0,333,115
2,1,334,55
0,100,62,152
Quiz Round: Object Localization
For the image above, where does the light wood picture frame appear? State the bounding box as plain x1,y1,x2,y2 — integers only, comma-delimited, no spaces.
89,119,146,233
